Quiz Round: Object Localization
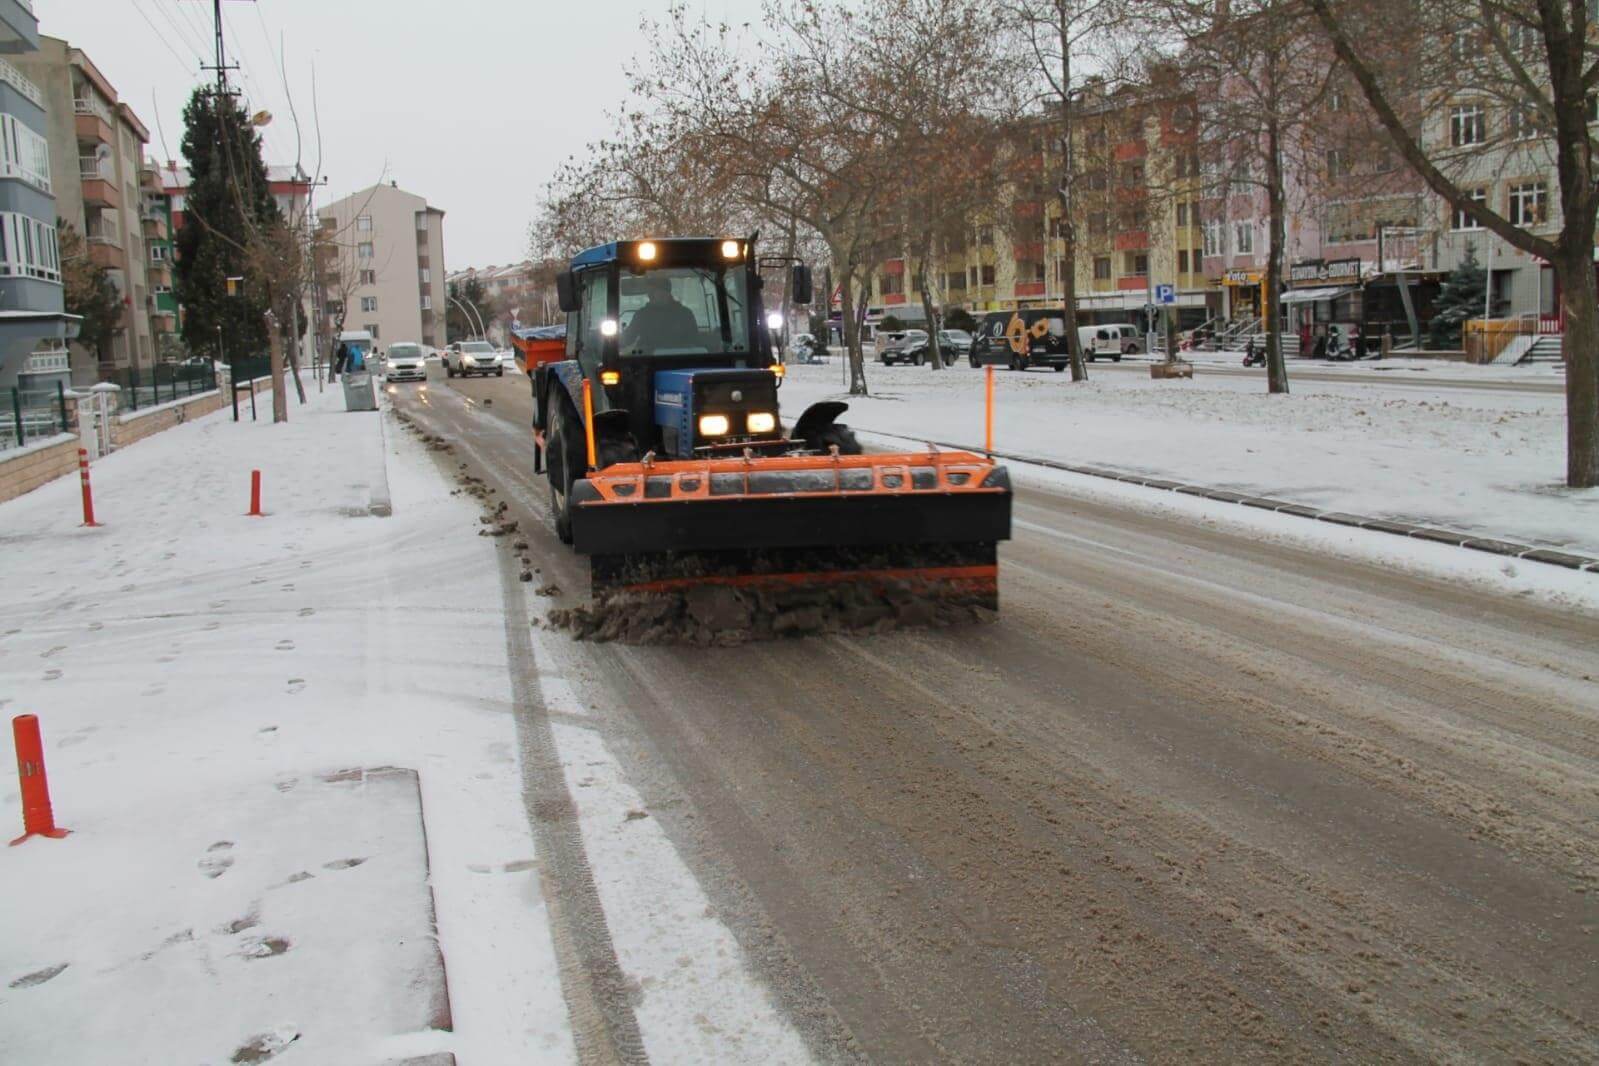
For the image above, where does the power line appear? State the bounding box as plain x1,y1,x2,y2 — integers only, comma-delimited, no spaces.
131,0,202,76
152,0,210,66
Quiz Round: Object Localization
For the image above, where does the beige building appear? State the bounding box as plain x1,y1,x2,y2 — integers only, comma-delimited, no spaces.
13,37,161,380
317,181,446,350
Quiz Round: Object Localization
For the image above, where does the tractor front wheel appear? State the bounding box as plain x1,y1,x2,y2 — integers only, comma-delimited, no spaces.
546,395,581,544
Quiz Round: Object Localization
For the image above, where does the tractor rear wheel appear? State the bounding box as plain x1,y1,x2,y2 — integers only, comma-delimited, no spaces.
546,395,581,544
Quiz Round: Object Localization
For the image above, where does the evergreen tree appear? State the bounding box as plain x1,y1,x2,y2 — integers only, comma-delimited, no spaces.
1428,244,1487,349
173,88,281,361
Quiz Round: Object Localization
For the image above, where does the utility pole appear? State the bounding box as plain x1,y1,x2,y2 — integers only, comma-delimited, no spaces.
188,0,243,91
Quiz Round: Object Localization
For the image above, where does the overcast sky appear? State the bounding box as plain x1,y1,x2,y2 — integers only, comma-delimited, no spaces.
41,0,740,269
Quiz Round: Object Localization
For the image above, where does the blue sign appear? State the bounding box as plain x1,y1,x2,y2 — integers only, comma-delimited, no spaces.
1155,284,1176,304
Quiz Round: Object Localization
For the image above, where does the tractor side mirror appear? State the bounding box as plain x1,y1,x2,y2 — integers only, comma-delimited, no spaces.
555,270,580,313
791,264,813,305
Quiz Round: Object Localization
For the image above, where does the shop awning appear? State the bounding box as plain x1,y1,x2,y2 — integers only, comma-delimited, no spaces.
1279,286,1356,304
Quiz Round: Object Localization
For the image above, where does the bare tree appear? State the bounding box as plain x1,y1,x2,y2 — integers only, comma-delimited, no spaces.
1308,0,1599,486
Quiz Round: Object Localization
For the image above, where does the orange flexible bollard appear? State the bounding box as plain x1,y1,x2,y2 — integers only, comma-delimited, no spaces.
77,448,99,527
984,364,994,456
581,378,598,471
10,715,69,846
247,469,263,516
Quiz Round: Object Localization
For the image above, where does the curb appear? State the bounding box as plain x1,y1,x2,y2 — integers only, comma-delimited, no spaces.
370,407,394,517
866,430,1599,574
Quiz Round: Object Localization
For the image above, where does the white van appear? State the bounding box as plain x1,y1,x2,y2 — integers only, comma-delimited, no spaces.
1077,323,1142,360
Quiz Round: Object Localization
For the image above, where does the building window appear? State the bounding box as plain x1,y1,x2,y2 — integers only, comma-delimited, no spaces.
1120,161,1144,188
1450,104,1486,146
1326,149,1348,179
1176,202,1187,226
1093,256,1111,280
1203,217,1224,257
0,115,51,193
946,270,966,291
359,269,375,284
0,212,61,282
358,241,374,259
1123,251,1148,276
1508,181,1547,225
1193,247,1204,269
978,225,993,245
149,243,168,261
360,296,377,312
1233,220,1254,255
1508,105,1539,140
879,271,904,297
1452,187,1488,230
419,267,430,283
364,323,380,339
969,266,978,287
1450,30,1474,61
980,263,996,285
1177,249,1189,273
421,295,432,311
1087,211,1108,236
356,215,372,232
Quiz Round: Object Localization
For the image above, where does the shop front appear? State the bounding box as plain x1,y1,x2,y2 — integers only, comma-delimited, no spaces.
1281,258,1364,356
1221,269,1262,322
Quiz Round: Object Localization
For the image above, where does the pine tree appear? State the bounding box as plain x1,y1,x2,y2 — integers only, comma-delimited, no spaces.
1428,243,1487,349
173,88,281,362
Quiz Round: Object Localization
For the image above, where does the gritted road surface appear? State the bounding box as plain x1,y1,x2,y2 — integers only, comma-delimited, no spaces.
391,365,1598,1064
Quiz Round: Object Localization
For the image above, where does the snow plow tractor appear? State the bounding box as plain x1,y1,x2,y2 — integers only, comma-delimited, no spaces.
530,237,1012,627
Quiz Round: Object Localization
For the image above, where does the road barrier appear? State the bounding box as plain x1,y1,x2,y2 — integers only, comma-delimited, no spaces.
985,365,995,456
77,447,99,527
247,469,263,516
10,714,69,846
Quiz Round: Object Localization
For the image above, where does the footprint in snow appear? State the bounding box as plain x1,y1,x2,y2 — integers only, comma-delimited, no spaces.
297,607,314,618
204,621,222,631
229,1028,299,1064
8,962,68,989
142,682,167,697
274,640,294,652
42,668,61,681
280,583,296,593
87,621,103,632
238,935,290,959
286,679,306,694
322,857,367,871
40,645,66,658
210,600,228,609
199,841,235,879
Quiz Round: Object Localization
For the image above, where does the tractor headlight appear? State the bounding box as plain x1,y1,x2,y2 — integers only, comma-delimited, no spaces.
746,412,776,434
637,241,657,262
600,319,618,337
721,240,740,259
766,312,784,331
698,414,730,436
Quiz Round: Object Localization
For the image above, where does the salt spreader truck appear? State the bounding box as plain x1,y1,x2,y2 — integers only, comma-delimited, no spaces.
530,236,1012,607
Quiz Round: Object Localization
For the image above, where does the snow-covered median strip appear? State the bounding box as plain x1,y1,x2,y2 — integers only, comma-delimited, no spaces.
783,358,1598,555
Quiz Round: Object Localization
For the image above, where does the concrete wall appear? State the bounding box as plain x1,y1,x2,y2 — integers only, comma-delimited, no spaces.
0,431,76,503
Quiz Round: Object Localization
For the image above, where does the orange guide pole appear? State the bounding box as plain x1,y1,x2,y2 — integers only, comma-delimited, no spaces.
10,715,69,846
77,448,99,527
984,365,994,455
247,469,263,516
582,378,598,471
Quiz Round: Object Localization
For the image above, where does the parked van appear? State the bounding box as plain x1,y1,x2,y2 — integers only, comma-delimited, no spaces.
1079,323,1142,360
967,310,1072,371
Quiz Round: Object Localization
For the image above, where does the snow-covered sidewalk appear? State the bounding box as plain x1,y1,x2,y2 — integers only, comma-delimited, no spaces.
0,385,569,1064
784,358,1598,555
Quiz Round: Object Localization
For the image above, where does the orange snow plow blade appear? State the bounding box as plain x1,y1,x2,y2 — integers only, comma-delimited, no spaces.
567,449,1012,609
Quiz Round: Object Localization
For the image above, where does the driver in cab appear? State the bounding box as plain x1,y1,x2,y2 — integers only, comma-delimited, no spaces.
623,275,700,352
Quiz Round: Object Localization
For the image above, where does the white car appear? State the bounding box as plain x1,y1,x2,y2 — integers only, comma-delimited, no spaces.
444,340,505,378
384,342,427,382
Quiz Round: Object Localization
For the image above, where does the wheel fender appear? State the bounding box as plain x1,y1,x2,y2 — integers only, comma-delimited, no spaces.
791,400,849,443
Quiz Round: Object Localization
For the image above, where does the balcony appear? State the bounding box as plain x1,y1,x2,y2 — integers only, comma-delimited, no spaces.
73,98,113,146
1114,229,1149,251
80,161,118,208
146,260,171,285
141,214,166,240
87,238,125,270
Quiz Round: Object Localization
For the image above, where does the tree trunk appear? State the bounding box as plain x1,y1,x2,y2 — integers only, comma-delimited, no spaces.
1264,118,1289,395
916,237,944,370
284,294,308,404
265,310,287,423
1057,2,1087,383
1555,247,1599,486
839,269,868,395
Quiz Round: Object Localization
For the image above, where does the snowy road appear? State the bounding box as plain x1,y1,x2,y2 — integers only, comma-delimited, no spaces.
397,366,1599,1064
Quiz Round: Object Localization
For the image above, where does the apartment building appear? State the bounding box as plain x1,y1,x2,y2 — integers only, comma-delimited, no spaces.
13,36,161,381
857,83,1208,334
447,259,562,332
317,181,446,350
0,4,74,394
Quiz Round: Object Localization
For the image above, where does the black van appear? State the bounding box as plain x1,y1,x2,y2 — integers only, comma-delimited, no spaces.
967,309,1072,371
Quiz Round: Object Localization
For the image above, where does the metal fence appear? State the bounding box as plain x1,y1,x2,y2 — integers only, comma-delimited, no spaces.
3,383,70,453
228,355,272,384
102,362,220,413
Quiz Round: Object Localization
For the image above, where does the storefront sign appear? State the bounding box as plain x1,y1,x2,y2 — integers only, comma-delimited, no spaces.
1289,258,1361,285
1222,270,1261,286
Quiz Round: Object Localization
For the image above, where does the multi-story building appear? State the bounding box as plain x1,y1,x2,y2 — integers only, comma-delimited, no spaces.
13,36,163,382
317,181,446,350
0,5,75,395
446,259,562,336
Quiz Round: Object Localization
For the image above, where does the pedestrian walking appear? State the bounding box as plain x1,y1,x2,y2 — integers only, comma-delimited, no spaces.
333,341,350,381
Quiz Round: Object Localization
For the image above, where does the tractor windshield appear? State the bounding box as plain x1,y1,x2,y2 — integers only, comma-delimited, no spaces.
617,265,749,357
